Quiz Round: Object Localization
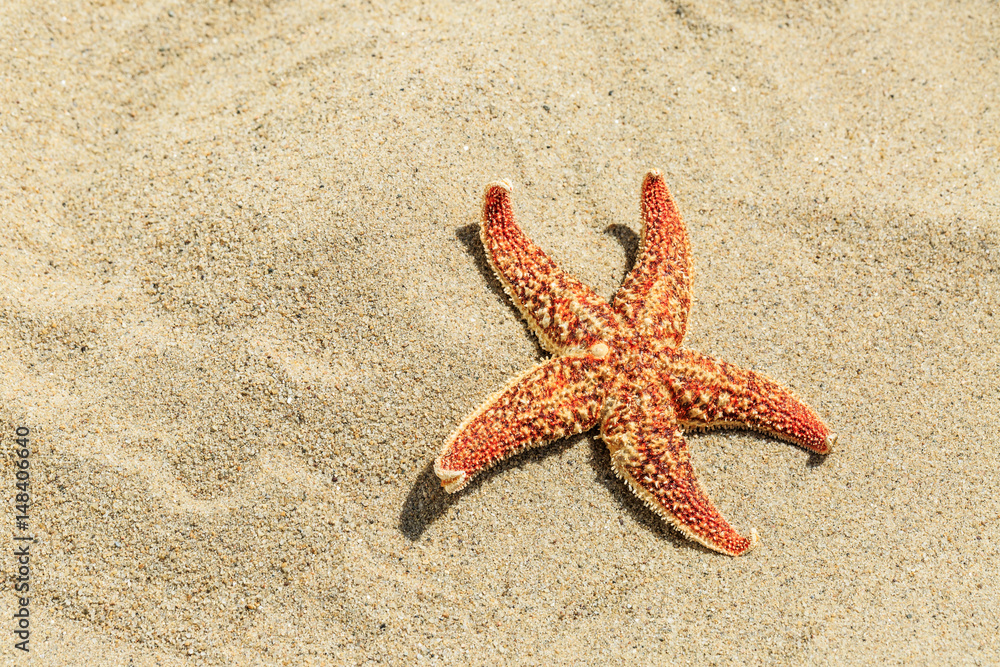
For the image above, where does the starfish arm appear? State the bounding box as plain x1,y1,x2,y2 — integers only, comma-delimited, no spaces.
665,349,837,454
434,351,607,493
601,396,757,557
611,170,693,348
481,182,616,355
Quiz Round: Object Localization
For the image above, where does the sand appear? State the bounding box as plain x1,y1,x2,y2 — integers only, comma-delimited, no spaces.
2,0,999,664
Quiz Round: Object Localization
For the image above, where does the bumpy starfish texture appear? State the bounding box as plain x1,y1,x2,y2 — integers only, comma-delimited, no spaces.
434,171,836,556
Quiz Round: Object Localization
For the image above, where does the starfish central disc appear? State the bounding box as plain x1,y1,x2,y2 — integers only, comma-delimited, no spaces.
433,170,836,556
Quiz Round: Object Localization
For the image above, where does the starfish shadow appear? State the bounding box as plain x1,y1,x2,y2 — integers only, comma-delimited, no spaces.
582,435,723,555
399,434,582,541
457,223,550,357
734,429,832,466
398,462,458,541
806,450,827,467
604,223,640,277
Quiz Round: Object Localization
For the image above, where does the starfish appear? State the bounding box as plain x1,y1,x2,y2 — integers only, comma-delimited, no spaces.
434,171,836,556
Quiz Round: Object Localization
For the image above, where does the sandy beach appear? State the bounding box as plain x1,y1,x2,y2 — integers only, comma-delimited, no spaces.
2,0,998,664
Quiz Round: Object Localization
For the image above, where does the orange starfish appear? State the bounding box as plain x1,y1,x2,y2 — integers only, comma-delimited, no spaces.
434,171,836,556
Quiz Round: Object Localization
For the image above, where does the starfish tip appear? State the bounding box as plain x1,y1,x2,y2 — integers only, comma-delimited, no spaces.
742,528,760,555
433,462,468,493
484,180,512,197
716,527,758,557
643,168,664,185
